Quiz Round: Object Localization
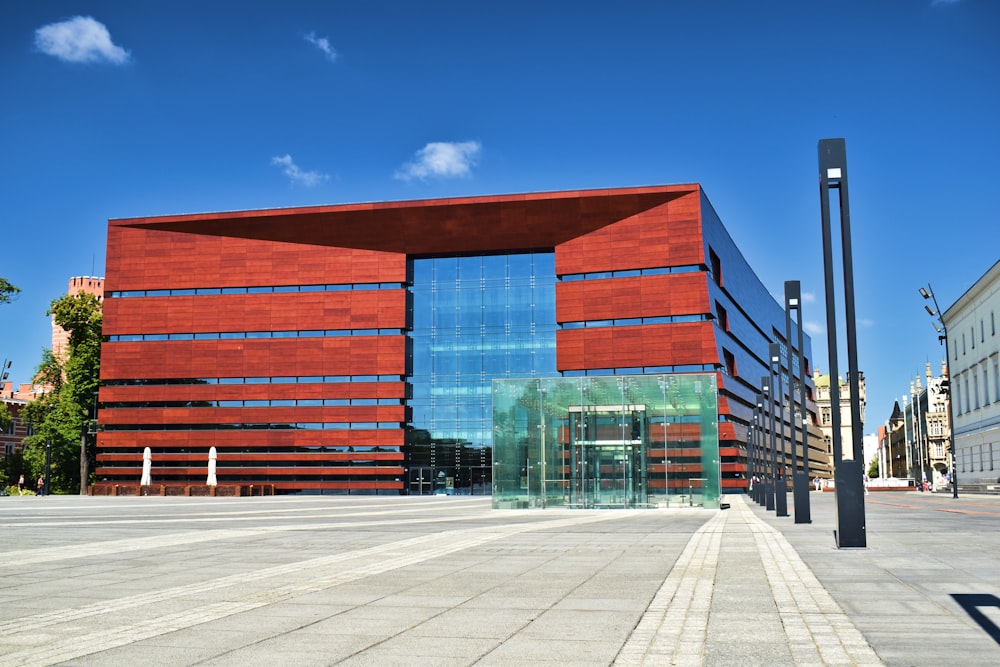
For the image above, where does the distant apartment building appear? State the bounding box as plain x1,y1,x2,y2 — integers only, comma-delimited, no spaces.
812,369,866,474
1,393,29,461
943,259,1000,482
882,362,951,489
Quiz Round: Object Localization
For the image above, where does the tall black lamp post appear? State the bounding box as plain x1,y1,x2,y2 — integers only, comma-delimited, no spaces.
44,438,52,496
748,404,759,502
761,375,776,511
1,360,10,483
770,343,789,517
785,281,811,523
919,284,958,499
818,138,866,548
756,402,767,506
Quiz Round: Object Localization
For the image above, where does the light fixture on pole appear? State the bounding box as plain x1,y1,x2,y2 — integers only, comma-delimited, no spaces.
785,281,811,523
818,138,866,548
761,375,775,512
750,398,757,504
920,284,958,499
770,343,789,517
44,438,52,497
756,392,767,506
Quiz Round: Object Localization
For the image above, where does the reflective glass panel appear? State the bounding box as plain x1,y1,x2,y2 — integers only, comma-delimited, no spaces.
492,374,720,509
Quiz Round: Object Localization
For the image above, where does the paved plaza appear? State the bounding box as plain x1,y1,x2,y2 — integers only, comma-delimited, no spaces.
1,490,999,666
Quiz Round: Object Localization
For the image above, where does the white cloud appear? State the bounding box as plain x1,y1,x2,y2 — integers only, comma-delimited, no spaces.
859,318,875,328
35,16,130,64
305,32,337,62
803,321,824,337
271,154,328,187
801,291,817,304
394,141,481,181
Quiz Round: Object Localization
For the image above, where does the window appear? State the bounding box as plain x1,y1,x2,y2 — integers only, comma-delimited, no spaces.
821,407,831,426
716,302,729,332
723,349,737,377
973,369,980,409
983,362,991,406
709,248,722,286
994,357,1000,404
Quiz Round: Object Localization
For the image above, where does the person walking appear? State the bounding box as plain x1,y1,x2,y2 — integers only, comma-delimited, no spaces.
36,475,44,496
18,474,24,495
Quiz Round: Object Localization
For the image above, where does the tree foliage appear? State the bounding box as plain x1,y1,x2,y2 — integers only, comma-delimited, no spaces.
0,277,19,304
22,293,102,493
867,455,879,479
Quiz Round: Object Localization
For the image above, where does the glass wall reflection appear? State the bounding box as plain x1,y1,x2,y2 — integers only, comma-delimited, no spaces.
492,375,719,509
408,253,557,495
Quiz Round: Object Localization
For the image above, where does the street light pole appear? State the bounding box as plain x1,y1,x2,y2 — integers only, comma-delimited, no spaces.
44,438,51,496
761,375,775,511
785,281,811,523
914,375,927,491
756,392,766,506
920,284,958,498
747,408,756,500
818,138,866,548
770,343,788,517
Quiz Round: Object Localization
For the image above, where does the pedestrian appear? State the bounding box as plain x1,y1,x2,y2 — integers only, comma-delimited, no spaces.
18,474,24,495
863,473,869,495
36,475,44,496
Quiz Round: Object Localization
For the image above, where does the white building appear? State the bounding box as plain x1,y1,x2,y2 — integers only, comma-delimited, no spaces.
943,259,1000,483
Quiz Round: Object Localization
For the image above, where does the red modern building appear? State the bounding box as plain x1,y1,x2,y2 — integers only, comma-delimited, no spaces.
97,184,826,494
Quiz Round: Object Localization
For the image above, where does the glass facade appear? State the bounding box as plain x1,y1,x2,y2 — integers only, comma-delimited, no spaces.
492,375,720,509
407,253,557,494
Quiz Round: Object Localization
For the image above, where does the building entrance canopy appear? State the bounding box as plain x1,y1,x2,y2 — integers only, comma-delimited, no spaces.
492,374,719,509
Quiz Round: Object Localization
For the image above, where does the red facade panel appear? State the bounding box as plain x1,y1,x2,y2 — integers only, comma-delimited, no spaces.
102,290,407,335
556,322,719,371
101,337,407,380
105,227,406,292
554,191,704,276
555,273,710,323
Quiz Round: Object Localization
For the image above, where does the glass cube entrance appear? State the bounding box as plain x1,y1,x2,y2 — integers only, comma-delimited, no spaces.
492,375,719,509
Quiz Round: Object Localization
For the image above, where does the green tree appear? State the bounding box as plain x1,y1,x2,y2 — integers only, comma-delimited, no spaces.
22,293,102,494
0,277,20,304
867,456,879,479
0,401,11,434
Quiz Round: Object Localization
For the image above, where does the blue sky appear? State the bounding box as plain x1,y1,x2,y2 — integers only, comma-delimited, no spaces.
1,0,997,433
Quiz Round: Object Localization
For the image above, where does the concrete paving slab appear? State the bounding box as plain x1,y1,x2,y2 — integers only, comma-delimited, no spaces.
3,491,1000,665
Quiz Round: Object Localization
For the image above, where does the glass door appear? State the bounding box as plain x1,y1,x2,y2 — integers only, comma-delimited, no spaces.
408,466,433,495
